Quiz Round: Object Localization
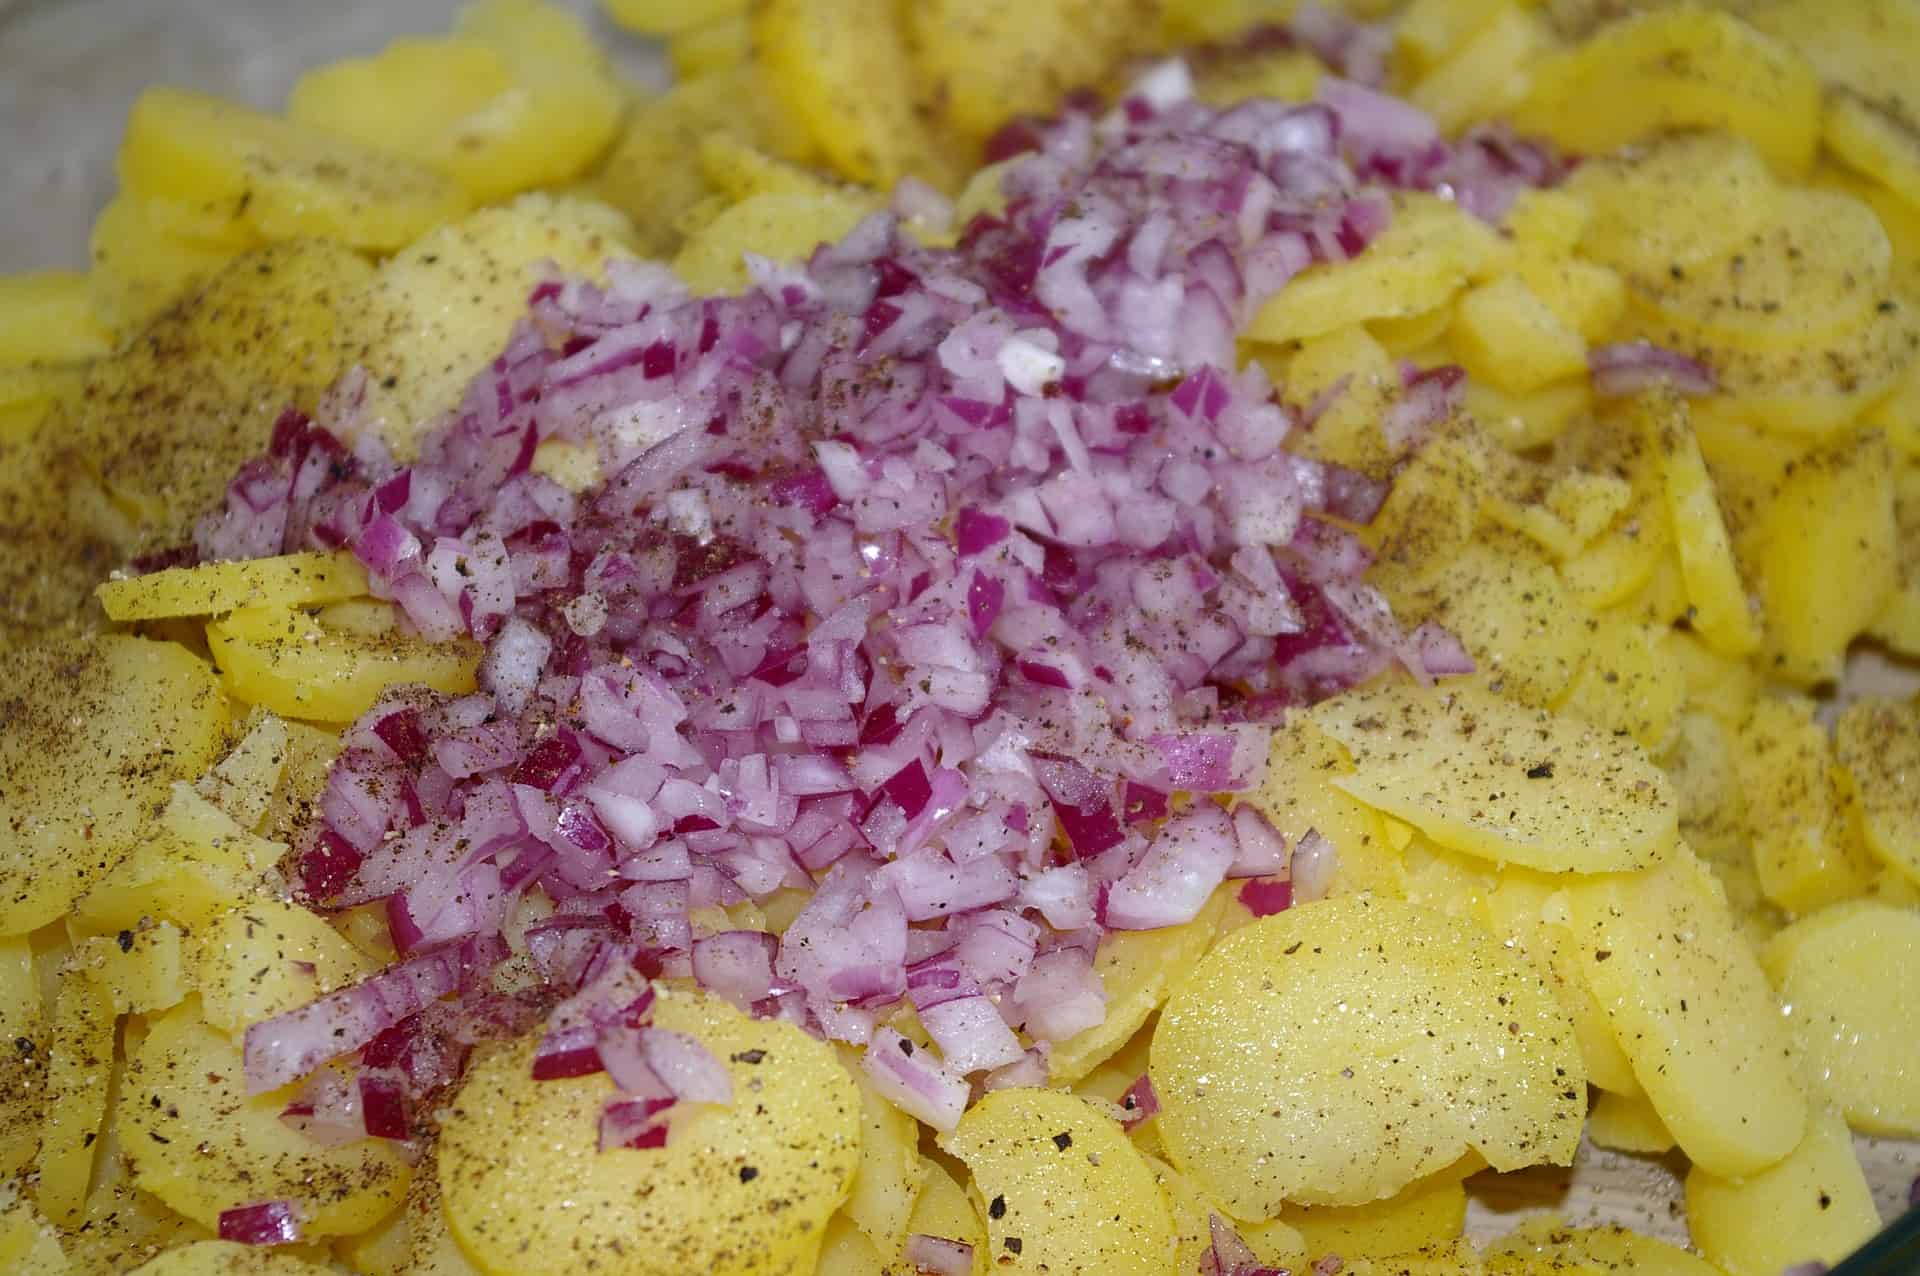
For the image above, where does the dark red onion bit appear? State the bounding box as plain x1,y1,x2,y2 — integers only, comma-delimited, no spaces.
371,709,429,765
531,1024,605,1081
1119,1073,1159,1130
598,1097,674,1151
298,830,364,903
358,1072,410,1140
1237,876,1294,918
243,948,464,1095
954,506,1011,557
1051,797,1125,860
218,1199,303,1247
512,731,586,793
1122,783,1169,825
878,759,935,823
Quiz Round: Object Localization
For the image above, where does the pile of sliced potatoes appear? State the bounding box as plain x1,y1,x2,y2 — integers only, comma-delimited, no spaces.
2,0,1920,1273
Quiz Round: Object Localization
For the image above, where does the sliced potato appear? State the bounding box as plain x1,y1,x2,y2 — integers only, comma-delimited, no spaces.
1484,1217,1722,1275
1684,1106,1880,1276
206,606,479,724
672,190,880,296
0,272,110,367
1309,676,1679,874
1585,1089,1676,1155
117,88,467,251
839,1054,928,1259
1152,896,1584,1213
195,902,377,1038
35,975,115,1227
1280,1173,1468,1258
126,1239,336,1275
440,990,859,1276
941,1087,1177,1275
1562,849,1807,1177
1835,696,1920,887
0,636,228,936
97,552,368,622
1763,901,1920,1136
1567,132,1780,289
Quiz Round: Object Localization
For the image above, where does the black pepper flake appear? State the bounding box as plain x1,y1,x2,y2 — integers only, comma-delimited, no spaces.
12,1038,32,1056
1052,1131,1073,1150
1525,763,1554,780
898,1038,915,1057
1004,1237,1023,1255
731,1049,767,1065
739,1166,759,1183
989,1194,1007,1220
116,929,135,953
1594,950,1612,962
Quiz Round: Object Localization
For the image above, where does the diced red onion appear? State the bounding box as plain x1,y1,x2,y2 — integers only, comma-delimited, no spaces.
218,1200,303,1247
1105,803,1237,930
1589,340,1717,399
861,1029,970,1132
244,949,462,1095
903,1233,975,1276
1120,1072,1159,1129
1290,829,1338,904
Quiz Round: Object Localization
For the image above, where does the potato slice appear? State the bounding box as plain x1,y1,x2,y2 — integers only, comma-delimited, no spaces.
120,1006,410,1237
672,190,880,296
1729,696,1877,915
1308,677,1679,874
0,273,110,367
1632,393,1760,658
76,923,190,1016
440,990,859,1276
0,636,228,936
1049,889,1225,1084
97,552,368,622
1152,896,1584,1213
1835,696,1920,888
126,1240,335,1275
1567,133,1779,289
941,1087,1176,1274
206,606,479,724
0,937,47,1180
1484,1218,1721,1275
1562,849,1806,1176
1248,194,1507,345
74,785,282,937
752,0,937,189
838,1052,928,1259
1280,1173,1467,1259
1762,901,1920,1136
1684,1107,1880,1276
906,1158,987,1274
1512,8,1821,176
195,903,377,1038
36,974,115,1226
1698,296,1920,440
0,1186,70,1275
118,88,466,251
1586,1090,1676,1156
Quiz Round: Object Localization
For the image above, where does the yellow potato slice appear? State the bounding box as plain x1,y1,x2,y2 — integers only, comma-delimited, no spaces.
1152,896,1584,1213
1248,194,1507,345
1562,848,1807,1176
1585,1089,1676,1155
941,1087,1177,1275
1484,1217,1722,1275
0,937,47,1181
1699,295,1920,440
0,635,228,937
117,88,467,251
1308,677,1678,874
1408,6,1552,135
673,190,880,296
1763,901,1920,1136
440,991,859,1276
1049,889,1225,1084
603,0,746,35
76,923,190,1016
121,1005,410,1236
206,606,479,724
1280,1173,1468,1258
1629,188,1890,354
1247,715,1407,900
1567,133,1780,289
1835,697,1920,888
195,902,377,1038
1453,276,1590,397
905,1158,987,1274
838,1054,928,1258
126,1239,336,1275
0,272,110,367
752,0,935,189
1512,7,1821,177
1684,1107,1880,1276
1824,89,1920,211
0,1186,69,1274
1730,696,1878,915
84,195,260,337
74,785,281,937
97,552,368,622
35,974,114,1226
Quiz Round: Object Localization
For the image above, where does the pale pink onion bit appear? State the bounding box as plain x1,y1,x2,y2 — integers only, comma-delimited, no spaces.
1119,1072,1159,1130
1203,1213,1290,1276
903,1234,975,1276
1589,340,1718,399
198,31,1544,1136
218,1200,303,1247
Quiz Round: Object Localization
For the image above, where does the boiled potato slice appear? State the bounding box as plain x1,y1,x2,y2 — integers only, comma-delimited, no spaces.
126,1240,335,1275
85,195,260,337
118,88,467,251
1730,696,1877,915
1512,8,1821,176
290,7,623,206
1467,378,1595,453
35,974,115,1226
195,713,293,834
1248,194,1507,345
1309,676,1679,874
120,1006,410,1237
440,990,859,1276
1568,133,1779,289
605,0,746,34
905,1159,987,1275
0,636,227,936
1049,889,1225,1084
1247,715,1406,900
76,923,190,1016
1152,896,1584,1213
1280,1174,1467,1258
0,273,110,367
0,937,47,1179
1684,1107,1880,1276
1562,848,1807,1176
206,606,479,724
1553,617,1683,753
673,190,880,296
752,0,937,189
1284,324,1405,475
1835,697,1920,887
1701,296,1920,440
1762,901,1920,1135
1630,188,1890,355
839,1054,927,1259
908,0,1155,143
0,1187,69,1275
1484,1217,1722,1275
1585,1089,1676,1155
1146,1153,1232,1275
1408,5,1552,136
941,1087,1176,1275
816,1216,884,1275
1453,276,1589,396
1748,0,1920,121
1825,89,1920,209
74,785,282,936
195,903,377,1038
97,552,368,622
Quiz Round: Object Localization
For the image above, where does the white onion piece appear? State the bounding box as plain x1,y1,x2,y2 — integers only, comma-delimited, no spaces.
861,1029,970,1132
